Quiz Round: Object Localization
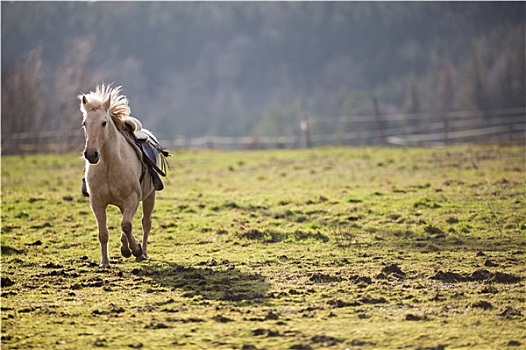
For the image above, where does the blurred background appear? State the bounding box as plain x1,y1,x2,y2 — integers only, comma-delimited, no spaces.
2,2,525,153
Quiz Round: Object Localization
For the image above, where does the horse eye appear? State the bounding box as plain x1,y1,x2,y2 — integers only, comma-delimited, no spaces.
102,121,107,127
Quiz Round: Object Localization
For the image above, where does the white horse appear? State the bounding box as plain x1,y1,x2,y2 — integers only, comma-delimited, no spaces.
80,84,163,268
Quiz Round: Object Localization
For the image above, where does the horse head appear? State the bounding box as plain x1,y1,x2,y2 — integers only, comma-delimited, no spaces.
81,93,112,164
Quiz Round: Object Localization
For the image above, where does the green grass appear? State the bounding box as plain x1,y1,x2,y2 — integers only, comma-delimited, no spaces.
2,145,525,349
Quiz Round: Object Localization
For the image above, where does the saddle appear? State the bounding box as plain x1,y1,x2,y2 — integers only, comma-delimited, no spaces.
123,117,170,191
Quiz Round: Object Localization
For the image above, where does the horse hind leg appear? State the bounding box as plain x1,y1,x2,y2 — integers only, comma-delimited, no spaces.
138,191,155,262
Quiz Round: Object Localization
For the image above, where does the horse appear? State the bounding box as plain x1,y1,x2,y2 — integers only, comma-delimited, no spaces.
80,84,166,268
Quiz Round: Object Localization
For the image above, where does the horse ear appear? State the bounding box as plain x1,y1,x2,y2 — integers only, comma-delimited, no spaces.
82,95,87,104
103,94,111,111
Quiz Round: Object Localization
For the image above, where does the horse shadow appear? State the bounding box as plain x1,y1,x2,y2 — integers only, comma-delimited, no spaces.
131,262,270,302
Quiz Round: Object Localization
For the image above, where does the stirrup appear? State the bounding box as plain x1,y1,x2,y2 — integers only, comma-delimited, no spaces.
150,170,164,191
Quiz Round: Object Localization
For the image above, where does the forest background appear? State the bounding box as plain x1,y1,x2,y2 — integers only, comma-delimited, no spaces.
2,2,525,143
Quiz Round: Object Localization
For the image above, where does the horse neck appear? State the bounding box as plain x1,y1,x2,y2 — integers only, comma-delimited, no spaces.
100,121,129,165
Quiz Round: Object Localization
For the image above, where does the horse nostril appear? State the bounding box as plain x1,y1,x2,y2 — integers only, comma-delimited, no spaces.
94,151,99,159
83,151,88,159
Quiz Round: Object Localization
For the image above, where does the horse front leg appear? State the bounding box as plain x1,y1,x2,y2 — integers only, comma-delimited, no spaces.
138,191,156,262
120,233,132,258
120,197,142,259
91,201,110,268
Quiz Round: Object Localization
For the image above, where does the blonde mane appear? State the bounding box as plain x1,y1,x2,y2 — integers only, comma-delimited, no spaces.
79,84,131,130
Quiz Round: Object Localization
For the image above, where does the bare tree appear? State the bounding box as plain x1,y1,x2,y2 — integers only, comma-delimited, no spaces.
1,46,46,153
54,36,96,151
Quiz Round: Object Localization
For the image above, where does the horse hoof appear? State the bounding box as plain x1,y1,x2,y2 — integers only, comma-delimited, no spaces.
99,262,110,269
135,254,148,262
132,244,143,258
121,246,132,258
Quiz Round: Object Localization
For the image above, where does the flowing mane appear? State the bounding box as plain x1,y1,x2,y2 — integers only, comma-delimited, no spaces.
79,84,130,130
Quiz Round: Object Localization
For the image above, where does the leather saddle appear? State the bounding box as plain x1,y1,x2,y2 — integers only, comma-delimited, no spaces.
123,117,170,191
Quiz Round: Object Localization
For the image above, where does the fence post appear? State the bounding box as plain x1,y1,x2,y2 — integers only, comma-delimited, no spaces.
444,117,449,145
300,115,312,148
372,97,386,145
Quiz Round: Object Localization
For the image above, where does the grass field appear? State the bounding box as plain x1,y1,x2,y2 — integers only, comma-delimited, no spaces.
1,145,525,349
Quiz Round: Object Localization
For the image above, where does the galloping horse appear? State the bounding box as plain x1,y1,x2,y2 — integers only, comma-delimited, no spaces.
80,84,168,267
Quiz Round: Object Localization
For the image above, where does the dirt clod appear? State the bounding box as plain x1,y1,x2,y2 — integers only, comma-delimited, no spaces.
265,311,279,320
309,273,341,283
471,301,493,310
212,315,233,323
241,345,258,350
145,322,170,329
289,345,313,350
470,269,492,281
381,263,406,278
310,335,342,346
484,259,498,267
327,299,355,308
493,272,521,283
499,307,522,319
406,313,428,321
507,341,521,347
1,277,15,287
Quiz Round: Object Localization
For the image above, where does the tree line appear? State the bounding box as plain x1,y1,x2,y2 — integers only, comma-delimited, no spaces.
2,2,524,142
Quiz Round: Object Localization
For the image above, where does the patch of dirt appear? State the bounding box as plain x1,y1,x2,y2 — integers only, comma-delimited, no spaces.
405,314,428,321
289,344,313,350
424,225,446,238
498,307,523,319
471,301,493,310
42,262,63,269
1,277,15,287
251,328,281,337
1,245,25,255
309,273,342,283
266,311,279,320
350,339,376,347
92,305,126,315
359,296,388,304
479,286,499,294
431,269,522,284
29,222,53,230
484,259,499,267
327,299,359,308
492,271,521,283
212,315,234,323
241,344,258,350
470,269,493,281
133,263,270,301
310,335,343,346
145,322,171,329
352,275,373,285
381,263,406,279
507,340,522,347
417,345,446,350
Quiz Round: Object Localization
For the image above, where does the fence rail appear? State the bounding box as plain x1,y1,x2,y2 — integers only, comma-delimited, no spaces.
2,107,525,154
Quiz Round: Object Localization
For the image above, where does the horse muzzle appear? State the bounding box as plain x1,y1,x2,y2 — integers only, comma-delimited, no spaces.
84,150,100,164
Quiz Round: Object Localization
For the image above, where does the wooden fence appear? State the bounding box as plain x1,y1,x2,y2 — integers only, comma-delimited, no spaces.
2,107,524,154
162,107,525,149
